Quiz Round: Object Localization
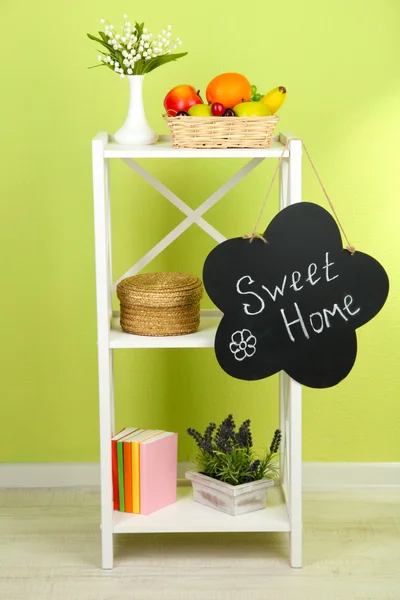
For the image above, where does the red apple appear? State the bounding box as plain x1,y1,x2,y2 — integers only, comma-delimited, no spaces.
164,85,203,116
211,102,225,116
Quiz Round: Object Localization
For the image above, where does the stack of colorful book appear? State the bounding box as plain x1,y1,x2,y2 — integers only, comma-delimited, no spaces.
111,428,178,515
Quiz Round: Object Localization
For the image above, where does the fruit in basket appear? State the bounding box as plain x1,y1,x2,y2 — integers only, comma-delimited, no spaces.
260,86,287,114
250,85,264,102
176,111,189,116
188,104,213,117
233,102,272,117
206,73,251,108
164,85,203,116
211,102,225,116
222,108,236,117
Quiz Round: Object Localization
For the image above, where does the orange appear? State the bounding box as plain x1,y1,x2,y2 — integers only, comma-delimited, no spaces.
206,73,252,109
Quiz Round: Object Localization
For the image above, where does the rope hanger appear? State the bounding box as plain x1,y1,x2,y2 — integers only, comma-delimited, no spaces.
244,139,356,254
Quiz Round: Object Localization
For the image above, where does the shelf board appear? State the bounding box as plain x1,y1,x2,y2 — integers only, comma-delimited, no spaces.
104,135,290,159
109,310,221,349
113,485,290,534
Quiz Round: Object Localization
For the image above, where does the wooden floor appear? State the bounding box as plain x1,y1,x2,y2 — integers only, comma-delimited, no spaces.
0,487,399,600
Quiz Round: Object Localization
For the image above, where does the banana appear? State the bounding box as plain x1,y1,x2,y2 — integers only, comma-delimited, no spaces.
260,86,287,115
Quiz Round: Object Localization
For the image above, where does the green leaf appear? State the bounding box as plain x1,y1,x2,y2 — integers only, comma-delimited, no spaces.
87,33,122,67
114,49,124,64
88,62,115,73
98,31,109,43
133,58,147,75
135,21,145,40
90,44,121,68
87,33,113,52
87,33,105,44
142,52,188,74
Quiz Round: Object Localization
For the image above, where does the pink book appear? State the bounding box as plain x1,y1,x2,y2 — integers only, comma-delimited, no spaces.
139,432,178,515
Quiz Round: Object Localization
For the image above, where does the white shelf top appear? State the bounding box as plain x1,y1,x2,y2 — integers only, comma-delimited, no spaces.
109,310,221,349
102,134,290,159
113,485,290,533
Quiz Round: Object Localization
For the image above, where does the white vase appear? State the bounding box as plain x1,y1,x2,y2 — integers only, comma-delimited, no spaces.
113,75,158,145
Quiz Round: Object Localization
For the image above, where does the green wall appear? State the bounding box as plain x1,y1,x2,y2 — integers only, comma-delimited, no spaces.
1,0,399,463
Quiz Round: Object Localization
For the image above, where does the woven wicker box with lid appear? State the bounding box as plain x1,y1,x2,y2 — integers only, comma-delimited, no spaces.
117,272,203,336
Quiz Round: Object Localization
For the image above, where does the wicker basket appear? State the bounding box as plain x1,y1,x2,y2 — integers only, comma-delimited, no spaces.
164,114,279,149
116,272,203,336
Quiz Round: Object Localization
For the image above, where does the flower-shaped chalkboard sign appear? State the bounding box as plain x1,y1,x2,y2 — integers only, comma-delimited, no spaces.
203,202,389,389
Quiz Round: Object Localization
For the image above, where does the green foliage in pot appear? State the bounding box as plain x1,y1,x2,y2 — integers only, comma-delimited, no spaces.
187,414,281,486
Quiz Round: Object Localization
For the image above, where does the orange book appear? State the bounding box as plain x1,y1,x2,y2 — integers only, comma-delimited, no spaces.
121,429,145,513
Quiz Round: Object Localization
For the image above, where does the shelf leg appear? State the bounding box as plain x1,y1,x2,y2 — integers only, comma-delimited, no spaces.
288,138,302,206
105,159,116,436
288,377,302,568
287,136,302,568
279,156,289,211
92,133,114,569
279,371,288,495
98,347,114,569
279,152,290,491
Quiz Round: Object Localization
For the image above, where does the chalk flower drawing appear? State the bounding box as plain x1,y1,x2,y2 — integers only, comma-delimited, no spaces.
229,329,257,361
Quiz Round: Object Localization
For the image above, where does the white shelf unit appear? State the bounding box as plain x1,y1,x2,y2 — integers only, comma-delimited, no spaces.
92,132,302,570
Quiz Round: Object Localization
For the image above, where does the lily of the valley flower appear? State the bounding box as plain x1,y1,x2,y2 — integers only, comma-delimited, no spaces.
88,16,186,76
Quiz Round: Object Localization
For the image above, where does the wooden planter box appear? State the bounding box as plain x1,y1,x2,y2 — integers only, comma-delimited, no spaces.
185,470,275,516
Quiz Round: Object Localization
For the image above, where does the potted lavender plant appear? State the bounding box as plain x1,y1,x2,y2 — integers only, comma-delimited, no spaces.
186,415,281,516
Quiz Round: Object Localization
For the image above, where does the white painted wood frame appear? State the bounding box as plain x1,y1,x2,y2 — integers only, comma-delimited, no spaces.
91,133,302,569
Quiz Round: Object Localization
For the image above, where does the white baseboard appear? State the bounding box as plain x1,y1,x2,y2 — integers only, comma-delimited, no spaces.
0,463,101,488
302,462,400,489
0,462,399,489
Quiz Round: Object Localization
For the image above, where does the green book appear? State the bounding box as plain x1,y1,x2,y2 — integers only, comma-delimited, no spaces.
117,440,125,512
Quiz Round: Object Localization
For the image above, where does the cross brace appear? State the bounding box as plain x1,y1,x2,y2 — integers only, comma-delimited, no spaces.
113,157,266,289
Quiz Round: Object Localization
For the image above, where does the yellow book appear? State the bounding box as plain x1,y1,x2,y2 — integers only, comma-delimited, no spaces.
131,430,164,514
